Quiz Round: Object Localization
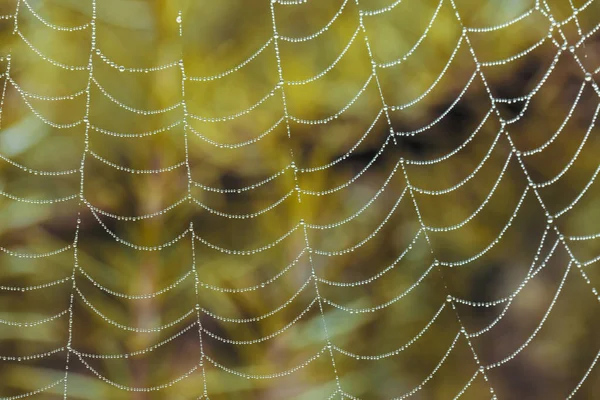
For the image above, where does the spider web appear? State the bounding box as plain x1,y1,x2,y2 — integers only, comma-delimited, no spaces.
1,0,600,398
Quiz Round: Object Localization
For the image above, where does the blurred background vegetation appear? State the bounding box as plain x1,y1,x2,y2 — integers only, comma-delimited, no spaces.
1,0,600,398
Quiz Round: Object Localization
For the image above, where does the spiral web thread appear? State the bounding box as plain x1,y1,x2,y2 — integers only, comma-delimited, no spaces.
0,0,600,398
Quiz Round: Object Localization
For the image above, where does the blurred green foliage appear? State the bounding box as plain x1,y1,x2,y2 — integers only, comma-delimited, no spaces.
1,0,600,398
